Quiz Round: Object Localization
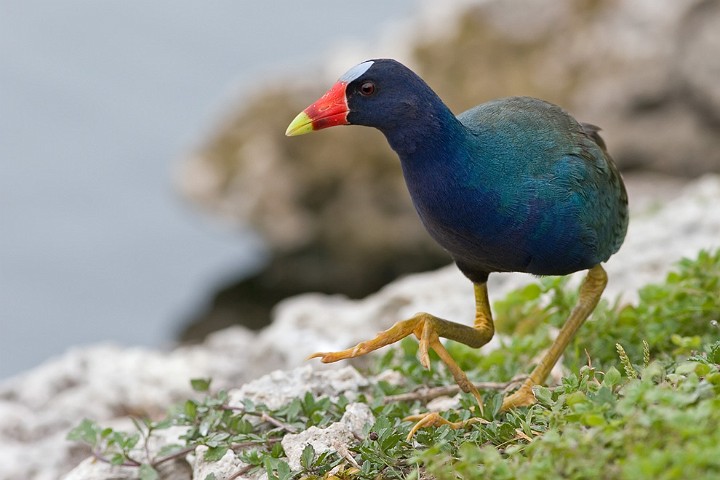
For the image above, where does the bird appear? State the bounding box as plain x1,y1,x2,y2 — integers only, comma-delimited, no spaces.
286,59,628,435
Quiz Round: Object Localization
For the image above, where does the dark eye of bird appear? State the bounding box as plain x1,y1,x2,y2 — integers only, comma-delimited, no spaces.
359,81,376,96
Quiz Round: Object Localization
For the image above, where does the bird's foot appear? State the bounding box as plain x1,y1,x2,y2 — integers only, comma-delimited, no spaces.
309,313,485,409
500,383,536,411
404,412,489,440
307,316,422,363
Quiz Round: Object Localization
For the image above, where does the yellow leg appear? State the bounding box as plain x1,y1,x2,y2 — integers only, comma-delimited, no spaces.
310,282,495,422
501,264,608,410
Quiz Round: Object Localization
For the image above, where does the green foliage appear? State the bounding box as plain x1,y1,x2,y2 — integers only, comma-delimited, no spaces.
190,378,212,392
490,249,720,378
67,250,720,479
421,350,720,480
139,463,159,480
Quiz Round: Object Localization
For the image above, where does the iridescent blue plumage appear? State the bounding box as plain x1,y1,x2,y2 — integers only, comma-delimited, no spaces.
346,60,628,283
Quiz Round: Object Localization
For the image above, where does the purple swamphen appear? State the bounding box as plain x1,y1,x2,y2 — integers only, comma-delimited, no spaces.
286,59,628,435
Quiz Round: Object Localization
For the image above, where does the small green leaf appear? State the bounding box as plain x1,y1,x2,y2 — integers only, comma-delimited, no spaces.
152,418,173,430
602,367,621,388
204,474,217,480
284,399,302,422
242,398,256,412
264,457,278,480
66,419,99,447
592,386,615,406
581,413,605,427
191,378,212,392
157,443,185,457
695,362,711,377
708,341,720,364
123,432,140,450
270,441,285,458
276,460,293,480
139,463,159,480
565,391,587,407
108,431,125,448
203,446,229,462
230,416,253,435
205,432,230,448
520,283,543,300
496,423,517,443
185,400,198,420
300,443,315,469
533,386,553,406
481,392,503,420
240,449,264,466
199,413,216,436
675,362,698,375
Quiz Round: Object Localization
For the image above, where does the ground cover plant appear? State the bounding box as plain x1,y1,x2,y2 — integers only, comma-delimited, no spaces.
69,249,720,479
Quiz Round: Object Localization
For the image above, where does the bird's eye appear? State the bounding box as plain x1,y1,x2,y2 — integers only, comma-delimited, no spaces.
359,81,376,96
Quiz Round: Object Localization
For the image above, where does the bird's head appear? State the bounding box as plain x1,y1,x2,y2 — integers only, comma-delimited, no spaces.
286,59,432,137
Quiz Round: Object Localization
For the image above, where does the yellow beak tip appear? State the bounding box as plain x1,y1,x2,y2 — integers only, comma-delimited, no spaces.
285,111,314,137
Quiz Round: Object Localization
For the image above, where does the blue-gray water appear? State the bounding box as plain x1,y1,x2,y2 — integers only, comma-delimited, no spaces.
0,1,416,379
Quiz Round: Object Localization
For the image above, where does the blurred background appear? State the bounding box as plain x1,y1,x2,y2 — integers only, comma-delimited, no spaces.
2,0,718,380
0,0,417,378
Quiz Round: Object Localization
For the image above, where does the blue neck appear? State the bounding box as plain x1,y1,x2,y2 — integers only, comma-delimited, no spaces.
379,99,506,277
381,97,465,161
382,102,483,206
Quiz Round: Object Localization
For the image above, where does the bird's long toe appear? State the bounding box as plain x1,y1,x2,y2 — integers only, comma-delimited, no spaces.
307,317,422,363
307,349,356,363
404,412,488,440
500,384,537,411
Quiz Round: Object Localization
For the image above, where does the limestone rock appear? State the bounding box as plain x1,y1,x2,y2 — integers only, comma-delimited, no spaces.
190,446,250,480
228,366,368,410
0,329,268,480
281,403,374,471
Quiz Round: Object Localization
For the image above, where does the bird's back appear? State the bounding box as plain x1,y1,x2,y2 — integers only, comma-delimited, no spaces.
408,96,628,281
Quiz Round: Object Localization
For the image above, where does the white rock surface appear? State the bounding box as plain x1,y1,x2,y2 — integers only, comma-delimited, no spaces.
281,403,374,471
0,330,272,480
63,459,140,480
1,175,719,480
228,366,368,410
64,426,192,480
191,446,250,480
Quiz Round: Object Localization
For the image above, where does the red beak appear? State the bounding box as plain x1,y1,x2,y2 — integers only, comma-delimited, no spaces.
286,81,349,136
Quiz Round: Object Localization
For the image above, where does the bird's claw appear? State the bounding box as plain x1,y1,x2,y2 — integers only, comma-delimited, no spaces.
307,317,424,364
308,339,381,362
404,412,489,441
500,384,537,411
